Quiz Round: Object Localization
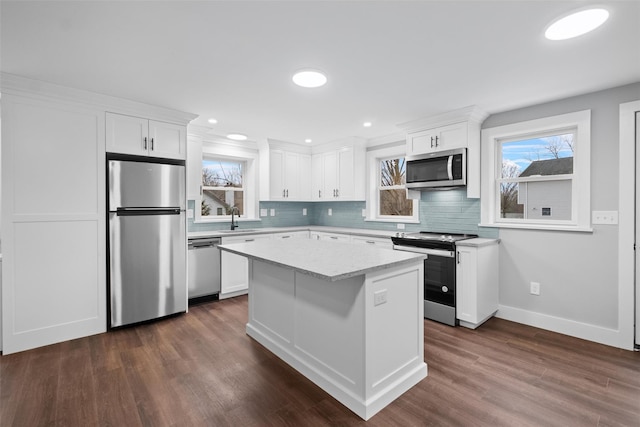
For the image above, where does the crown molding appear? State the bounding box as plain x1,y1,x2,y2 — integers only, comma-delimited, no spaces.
1,72,198,125
397,105,489,133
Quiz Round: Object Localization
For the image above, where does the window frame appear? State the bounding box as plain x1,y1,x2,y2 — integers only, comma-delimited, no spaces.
195,142,259,223
201,157,246,218
480,110,591,231
366,145,419,223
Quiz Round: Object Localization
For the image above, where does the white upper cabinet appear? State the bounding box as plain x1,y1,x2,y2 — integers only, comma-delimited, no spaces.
398,106,488,198
312,138,366,201
406,121,468,155
106,112,187,160
270,149,312,201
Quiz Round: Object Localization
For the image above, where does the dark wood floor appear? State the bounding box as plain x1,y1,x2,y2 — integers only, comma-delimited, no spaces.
2,295,639,426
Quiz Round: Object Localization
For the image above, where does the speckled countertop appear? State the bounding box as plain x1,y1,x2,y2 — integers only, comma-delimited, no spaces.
455,238,501,247
218,239,425,282
188,226,400,240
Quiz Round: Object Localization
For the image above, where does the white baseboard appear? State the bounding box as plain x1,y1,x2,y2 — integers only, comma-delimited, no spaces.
496,304,634,351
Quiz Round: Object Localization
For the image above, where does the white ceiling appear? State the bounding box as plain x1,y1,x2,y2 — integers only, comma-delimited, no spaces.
1,1,639,146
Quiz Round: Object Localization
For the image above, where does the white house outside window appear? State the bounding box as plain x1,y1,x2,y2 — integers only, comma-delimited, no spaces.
201,158,245,218
481,110,591,231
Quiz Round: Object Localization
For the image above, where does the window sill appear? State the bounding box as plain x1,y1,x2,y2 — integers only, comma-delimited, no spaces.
479,222,593,233
365,217,420,224
194,217,261,224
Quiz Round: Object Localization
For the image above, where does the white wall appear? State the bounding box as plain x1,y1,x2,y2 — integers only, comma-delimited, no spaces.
483,82,640,349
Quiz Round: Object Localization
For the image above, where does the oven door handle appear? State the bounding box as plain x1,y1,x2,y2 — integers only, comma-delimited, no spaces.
393,245,455,258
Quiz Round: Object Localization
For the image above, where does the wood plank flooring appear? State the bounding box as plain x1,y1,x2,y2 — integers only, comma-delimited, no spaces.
1,295,639,426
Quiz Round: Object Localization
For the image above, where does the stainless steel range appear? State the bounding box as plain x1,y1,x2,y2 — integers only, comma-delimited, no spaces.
391,231,478,326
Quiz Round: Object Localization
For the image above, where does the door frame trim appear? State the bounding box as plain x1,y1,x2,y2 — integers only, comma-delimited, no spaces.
618,99,640,350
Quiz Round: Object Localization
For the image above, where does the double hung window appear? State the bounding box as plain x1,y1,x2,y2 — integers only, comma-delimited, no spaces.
481,110,591,231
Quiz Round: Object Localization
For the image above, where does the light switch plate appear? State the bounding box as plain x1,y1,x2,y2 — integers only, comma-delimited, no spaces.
187,209,194,219
592,210,618,224
303,208,307,216
328,208,332,216
270,209,276,216
260,208,268,217
362,209,366,217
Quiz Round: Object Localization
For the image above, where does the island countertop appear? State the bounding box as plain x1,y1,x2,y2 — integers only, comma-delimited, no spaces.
218,238,425,282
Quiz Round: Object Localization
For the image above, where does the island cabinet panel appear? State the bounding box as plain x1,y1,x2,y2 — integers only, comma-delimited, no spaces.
245,258,427,420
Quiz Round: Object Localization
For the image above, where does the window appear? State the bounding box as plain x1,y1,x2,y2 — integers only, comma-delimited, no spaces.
201,158,245,218
379,157,413,217
366,145,419,222
481,110,591,231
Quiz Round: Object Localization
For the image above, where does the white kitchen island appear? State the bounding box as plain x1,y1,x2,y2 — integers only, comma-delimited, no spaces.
218,238,427,420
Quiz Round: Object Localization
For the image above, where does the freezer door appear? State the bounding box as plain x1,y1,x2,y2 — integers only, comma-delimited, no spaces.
109,211,187,327
109,160,185,210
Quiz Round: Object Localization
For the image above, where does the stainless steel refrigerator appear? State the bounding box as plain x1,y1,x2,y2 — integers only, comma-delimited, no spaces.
108,157,187,328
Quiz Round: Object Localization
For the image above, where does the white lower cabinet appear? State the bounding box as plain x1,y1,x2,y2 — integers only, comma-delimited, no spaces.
220,234,271,298
456,239,500,329
350,235,393,250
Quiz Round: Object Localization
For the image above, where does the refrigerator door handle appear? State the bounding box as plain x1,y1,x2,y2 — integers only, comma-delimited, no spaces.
116,207,182,216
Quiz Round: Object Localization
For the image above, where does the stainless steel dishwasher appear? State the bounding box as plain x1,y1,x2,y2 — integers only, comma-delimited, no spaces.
187,237,221,302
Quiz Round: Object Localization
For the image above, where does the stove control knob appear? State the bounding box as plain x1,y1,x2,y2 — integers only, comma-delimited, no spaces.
442,286,449,293
440,235,446,240
401,232,405,237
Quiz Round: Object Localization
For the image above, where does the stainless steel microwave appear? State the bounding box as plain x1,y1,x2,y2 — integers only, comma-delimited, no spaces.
405,148,466,189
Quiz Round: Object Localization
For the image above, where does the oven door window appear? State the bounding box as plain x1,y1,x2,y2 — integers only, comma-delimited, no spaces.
424,255,456,306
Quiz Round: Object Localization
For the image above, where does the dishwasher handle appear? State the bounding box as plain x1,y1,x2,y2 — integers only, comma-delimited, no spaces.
188,238,221,249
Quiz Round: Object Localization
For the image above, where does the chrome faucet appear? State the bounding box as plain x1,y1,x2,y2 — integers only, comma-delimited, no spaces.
230,205,240,230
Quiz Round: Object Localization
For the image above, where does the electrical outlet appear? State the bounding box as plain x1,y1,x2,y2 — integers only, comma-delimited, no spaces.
592,210,618,224
362,209,366,217
328,208,332,216
530,282,540,296
374,289,388,306
187,209,194,219
270,209,275,216
303,208,307,216
397,223,405,230
260,208,268,217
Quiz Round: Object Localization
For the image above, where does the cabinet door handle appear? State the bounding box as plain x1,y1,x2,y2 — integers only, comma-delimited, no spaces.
283,189,285,198
330,236,338,240
245,239,255,242
143,137,148,150
319,190,321,198
151,137,154,150
434,136,439,147
457,251,460,264
366,240,375,244
282,235,291,239
430,136,434,148
286,189,288,197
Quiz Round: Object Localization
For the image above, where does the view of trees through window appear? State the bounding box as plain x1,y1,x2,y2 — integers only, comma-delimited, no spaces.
500,132,574,219
379,157,413,217
201,159,244,217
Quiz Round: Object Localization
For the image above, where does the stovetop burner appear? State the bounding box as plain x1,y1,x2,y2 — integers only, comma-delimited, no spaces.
391,231,478,250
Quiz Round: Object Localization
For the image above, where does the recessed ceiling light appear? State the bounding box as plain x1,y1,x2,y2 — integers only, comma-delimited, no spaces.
305,139,312,143
363,122,372,128
545,8,609,40
207,118,218,124
227,133,247,141
292,70,327,88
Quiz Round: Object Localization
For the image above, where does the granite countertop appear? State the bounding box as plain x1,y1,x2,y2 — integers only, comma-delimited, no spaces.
218,238,425,282
455,238,501,247
188,226,401,240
